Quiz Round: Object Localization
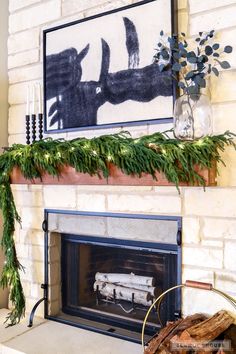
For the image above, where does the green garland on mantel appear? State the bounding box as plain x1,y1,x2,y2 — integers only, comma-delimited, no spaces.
0,130,235,326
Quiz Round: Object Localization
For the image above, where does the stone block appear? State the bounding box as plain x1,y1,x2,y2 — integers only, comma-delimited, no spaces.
182,246,223,269
48,300,60,316
211,71,236,103
19,259,44,283
13,190,43,207
8,133,26,145
189,0,236,14
183,187,236,217
84,0,134,17
8,49,39,69
21,281,31,297
8,28,39,54
8,105,26,134
9,81,38,105
76,185,152,192
201,239,224,248
182,287,236,317
62,0,108,16
57,214,107,236
49,246,60,263
77,193,106,211
215,270,236,293
21,207,44,230
9,64,41,84
19,229,44,246
29,245,44,262
49,262,60,286
182,267,214,284
43,186,77,208
178,11,189,35
182,217,200,244
107,217,178,243
107,193,181,214
224,241,236,270
49,284,60,302
9,0,40,12
30,283,42,299
9,0,61,33
178,0,188,10
202,217,236,239
190,5,236,35
212,102,236,134
216,147,236,187
15,243,29,259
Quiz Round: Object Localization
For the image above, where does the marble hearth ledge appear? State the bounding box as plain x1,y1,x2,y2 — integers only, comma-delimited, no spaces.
10,164,217,186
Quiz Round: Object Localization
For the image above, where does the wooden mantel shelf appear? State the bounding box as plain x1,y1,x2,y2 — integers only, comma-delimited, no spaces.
10,164,217,186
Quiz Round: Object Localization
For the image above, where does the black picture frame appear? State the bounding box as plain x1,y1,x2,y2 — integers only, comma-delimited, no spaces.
43,0,177,134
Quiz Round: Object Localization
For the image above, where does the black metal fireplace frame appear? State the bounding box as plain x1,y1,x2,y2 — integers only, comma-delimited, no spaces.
30,209,182,344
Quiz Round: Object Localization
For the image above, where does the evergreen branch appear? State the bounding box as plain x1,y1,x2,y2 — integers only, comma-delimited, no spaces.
0,130,235,325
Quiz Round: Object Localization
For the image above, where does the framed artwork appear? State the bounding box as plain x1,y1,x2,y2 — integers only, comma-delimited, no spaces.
43,0,177,133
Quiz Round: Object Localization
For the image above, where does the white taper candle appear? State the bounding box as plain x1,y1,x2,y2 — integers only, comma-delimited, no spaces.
31,84,35,114
26,85,30,115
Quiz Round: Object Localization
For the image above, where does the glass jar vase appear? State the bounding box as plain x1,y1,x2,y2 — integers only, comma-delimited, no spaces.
173,94,212,141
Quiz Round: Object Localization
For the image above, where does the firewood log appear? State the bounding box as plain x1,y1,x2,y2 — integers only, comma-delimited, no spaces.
93,280,152,306
221,324,236,353
145,314,207,354
95,272,155,286
171,310,234,344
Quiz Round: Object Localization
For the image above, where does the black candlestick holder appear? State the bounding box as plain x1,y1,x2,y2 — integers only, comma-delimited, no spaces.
25,114,31,145
38,113,43,140
31,114,36,143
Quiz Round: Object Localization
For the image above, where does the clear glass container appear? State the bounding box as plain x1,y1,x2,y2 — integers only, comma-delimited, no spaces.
173,94,212,141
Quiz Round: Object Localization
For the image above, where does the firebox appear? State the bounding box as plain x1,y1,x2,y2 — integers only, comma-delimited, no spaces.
42,210,182,343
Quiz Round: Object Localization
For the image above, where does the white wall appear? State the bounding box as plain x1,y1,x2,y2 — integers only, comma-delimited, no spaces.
0,0,9,308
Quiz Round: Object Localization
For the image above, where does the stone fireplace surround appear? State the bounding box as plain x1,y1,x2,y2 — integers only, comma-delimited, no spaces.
43,210,181,342
11,180,236,329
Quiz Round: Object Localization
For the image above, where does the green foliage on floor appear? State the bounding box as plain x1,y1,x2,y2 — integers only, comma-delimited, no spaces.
0,130,235,325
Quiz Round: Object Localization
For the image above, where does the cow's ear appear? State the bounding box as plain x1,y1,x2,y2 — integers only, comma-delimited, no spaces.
77,44,90,62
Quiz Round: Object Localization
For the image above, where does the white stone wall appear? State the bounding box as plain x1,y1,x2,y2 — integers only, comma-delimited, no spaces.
8,0,236,319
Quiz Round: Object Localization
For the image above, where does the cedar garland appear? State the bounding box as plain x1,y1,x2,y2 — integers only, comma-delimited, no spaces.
0,130,235,326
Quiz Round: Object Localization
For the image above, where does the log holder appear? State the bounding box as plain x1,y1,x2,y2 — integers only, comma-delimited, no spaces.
96,285,155,315
141,280,236,351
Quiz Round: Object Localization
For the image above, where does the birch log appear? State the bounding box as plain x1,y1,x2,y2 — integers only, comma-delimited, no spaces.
95,272,155,286
116,283,157,296
94,281,152,307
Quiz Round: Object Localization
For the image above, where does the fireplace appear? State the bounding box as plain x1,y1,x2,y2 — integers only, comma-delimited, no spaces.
43,210,182,343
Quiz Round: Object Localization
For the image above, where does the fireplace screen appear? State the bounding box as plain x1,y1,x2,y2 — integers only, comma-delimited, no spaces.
45,210,181,342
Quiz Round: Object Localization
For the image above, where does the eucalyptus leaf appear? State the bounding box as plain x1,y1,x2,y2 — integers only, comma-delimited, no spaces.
212,67,219,76
172,62,182,71
224,45,233,53
205,45,213,55
217,60,231,69
213,43,219,50
187,56,197,64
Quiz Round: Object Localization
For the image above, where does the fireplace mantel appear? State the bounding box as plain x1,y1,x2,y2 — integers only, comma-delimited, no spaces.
10,164,216,186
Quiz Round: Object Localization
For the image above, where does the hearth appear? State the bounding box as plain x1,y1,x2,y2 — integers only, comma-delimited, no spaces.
40,210,182,343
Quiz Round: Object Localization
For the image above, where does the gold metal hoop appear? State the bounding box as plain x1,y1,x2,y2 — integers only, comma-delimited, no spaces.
141,280,236,350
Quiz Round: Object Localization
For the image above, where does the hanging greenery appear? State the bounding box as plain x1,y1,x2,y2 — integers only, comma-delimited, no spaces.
0,130,235,326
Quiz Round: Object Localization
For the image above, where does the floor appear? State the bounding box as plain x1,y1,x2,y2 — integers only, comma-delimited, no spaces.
0,309,142,354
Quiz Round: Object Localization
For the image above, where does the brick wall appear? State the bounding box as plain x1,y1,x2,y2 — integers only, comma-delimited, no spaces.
8,0,236,319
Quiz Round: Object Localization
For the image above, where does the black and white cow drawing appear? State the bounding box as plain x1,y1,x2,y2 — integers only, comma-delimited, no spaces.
45,17,172,129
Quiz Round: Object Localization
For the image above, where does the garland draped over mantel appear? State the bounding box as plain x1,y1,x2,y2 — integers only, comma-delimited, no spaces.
0,130,235,326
